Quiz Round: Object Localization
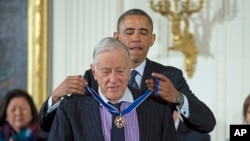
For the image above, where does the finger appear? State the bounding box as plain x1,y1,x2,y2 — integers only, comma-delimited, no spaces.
68,76,87,83
66,81,85,94
145,79,155,87
145,78,154,84
66,76,87,88
77,75,89,85
54,77,86,96
146,79,160,94
157,89,168,99
67,87,85,94
151,72,168,81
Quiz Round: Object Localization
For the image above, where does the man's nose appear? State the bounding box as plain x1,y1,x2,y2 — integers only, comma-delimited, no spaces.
132,32,141,42
109,72,118,82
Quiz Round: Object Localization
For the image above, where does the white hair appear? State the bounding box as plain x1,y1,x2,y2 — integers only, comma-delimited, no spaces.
92,37,130,67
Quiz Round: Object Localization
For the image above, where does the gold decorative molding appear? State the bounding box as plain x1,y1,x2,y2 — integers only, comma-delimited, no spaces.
150,0,203,78
28,0,47,109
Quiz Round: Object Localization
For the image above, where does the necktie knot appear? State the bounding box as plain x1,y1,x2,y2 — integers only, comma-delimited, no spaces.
128,70,139,89
109,102,122,112
130,70,138,78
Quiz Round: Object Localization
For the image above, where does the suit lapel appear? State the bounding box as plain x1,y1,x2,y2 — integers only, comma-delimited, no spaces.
136,101,149,140
80,96,104,140
141,59,153,91
177,121,189,133
175,121,189,141
130,87,152,140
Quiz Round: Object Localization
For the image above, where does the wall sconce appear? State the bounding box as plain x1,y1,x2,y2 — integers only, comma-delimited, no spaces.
150,0,203,78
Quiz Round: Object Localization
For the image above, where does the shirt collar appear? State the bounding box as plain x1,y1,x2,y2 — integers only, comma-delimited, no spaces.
98,87,134,104
132,59,146,77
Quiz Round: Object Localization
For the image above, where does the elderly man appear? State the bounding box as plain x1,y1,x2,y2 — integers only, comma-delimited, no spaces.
40,9,215,135
47,37,177,141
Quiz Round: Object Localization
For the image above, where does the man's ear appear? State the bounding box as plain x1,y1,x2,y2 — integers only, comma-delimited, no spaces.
90,64,97,80
150,33,156,47
113,32,119,39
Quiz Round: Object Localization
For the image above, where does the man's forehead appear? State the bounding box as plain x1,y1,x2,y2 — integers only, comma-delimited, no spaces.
120,16,151,31
97,67,128,70
96,58,129,68
123,15,148,20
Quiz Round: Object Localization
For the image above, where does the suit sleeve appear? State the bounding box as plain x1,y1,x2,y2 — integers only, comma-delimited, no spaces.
173,70,216,133
38,99,56,132
38,69,95,132
47,106,73,141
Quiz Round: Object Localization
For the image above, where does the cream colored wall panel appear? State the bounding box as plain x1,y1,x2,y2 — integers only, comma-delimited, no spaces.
52,0,68,87
52,0,122,89
242,0,250,96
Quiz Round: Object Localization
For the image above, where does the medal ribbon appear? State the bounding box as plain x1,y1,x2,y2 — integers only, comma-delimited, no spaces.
154,78,159,96
86,86,151,116
85,78,159,116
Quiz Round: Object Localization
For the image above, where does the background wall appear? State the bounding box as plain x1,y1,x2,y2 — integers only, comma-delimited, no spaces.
49,0,250,140
0,0,28,100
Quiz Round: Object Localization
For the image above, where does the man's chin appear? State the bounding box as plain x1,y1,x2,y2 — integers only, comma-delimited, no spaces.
106,94,123,101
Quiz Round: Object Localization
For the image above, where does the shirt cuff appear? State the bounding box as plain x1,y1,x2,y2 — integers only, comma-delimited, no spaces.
47,95,61,113
176,94,190,118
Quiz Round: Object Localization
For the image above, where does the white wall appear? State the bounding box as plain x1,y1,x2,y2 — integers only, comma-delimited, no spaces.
50,0,250,140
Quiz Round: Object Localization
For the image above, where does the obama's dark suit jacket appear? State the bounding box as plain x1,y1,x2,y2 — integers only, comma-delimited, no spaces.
39,58,216,133
47,87,177,141
176,121,210,141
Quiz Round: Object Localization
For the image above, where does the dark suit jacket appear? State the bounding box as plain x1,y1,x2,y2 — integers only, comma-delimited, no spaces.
176,121,210,141
47,87,177,141
39,58,216,133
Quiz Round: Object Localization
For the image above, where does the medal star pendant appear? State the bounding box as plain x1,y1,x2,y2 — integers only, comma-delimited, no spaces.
114,115,126,128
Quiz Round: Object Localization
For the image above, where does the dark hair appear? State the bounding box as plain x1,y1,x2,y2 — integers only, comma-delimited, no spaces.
0,89,39,126
117,9,154,33
243,94,250,122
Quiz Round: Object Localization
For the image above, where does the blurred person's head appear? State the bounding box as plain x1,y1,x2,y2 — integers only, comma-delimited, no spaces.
113,9,156,69
243,94,250,124
91,37,131,103
0,89,38,132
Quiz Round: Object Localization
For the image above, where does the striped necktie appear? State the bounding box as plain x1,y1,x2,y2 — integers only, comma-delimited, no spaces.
110,102,125,141
128,70,139,89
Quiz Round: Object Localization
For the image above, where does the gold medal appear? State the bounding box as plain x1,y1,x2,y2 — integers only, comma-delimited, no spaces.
114,115,126,128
